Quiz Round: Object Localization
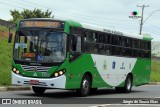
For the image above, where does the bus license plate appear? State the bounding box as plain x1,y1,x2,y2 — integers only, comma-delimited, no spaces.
30,80,39,85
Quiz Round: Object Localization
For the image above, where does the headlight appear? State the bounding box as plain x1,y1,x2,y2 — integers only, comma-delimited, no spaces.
12,68,16,72
54,73,59,77
59,71,63,75
12,67,20,74
16,70,20,74
53,69,66,77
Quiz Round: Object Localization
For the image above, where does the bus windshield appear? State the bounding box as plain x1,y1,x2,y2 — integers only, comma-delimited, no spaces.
14,30,67,63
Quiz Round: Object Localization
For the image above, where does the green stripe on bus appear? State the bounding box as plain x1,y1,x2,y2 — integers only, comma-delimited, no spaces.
64,20,82,33
143,37,153,41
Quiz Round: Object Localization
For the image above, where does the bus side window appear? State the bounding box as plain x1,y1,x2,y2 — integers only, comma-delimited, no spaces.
85,31,98,43
76,36,81,52
70,34,81,52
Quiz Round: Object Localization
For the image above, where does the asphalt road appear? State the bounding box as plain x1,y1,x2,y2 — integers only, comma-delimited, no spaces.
0,85,160,107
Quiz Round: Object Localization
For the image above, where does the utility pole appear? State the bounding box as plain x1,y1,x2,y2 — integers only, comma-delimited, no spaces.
137,5,149,35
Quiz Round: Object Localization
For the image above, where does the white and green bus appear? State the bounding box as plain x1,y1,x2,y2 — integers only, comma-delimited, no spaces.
9,18,151,96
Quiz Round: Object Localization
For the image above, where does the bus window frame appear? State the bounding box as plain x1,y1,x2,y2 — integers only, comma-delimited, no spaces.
69,26,151,59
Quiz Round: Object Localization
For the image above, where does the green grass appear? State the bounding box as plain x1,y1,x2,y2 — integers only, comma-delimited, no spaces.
0,33,13,85
0,25,14,85
0,26,9,31
150,60,160,82
0,25,15,32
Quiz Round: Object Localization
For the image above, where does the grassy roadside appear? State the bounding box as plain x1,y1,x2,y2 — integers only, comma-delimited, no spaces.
150,60,160,82
0,26,9,31
0,25,15,32
0,31,13,85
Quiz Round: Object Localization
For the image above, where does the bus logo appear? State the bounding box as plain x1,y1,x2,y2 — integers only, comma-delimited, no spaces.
2,99,11,104
112,61,116,69
120,62,125,69
33,72,37,77
94,61,96,68
30,63,41,66
103,60,107,70
33,67,37,71
42,72,50,77
129,63,132,70
129,11,141,19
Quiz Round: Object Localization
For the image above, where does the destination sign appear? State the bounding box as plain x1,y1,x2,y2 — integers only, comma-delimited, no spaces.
22,53,35,58
20,20,64,28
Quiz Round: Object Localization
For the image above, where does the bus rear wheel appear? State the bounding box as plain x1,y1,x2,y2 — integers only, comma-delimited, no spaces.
76,75,91,97
32,86,46,95
115,75,132,93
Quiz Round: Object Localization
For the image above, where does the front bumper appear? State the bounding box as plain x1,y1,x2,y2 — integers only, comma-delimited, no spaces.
12,72,66,88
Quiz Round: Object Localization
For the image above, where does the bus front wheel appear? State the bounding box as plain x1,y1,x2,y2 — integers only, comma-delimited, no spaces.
32,86,46,95
115,75,132,93
76,75,91,97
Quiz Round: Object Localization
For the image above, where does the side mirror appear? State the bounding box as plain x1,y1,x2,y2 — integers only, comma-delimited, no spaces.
8,33,13,43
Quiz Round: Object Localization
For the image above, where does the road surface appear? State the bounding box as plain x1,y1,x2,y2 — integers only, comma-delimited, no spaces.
0,85,160,107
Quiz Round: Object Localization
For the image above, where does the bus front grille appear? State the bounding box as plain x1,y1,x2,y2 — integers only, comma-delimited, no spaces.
21,65,51,72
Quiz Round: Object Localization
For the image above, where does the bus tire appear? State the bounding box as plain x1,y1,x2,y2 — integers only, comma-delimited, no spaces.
76,74,91,97
124,75,133,93
115,75,132,93
32,86,46,95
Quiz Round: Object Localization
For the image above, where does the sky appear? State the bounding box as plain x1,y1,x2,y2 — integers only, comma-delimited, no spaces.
0,0,160,41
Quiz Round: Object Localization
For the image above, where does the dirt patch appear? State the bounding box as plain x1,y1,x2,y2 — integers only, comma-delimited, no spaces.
0,31,9,37
0,31,15,38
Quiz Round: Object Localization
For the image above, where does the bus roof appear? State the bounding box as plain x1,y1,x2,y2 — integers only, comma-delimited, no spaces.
18,18,152,41
20,18,63,22
65,20,152,41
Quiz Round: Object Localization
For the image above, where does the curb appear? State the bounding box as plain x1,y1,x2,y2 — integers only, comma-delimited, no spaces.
0,87,7,91
0,86,31,91
148,82,160,85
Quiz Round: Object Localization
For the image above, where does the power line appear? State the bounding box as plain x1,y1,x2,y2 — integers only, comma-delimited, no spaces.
0,1,139,30
0,1,152,34
7,0,36,9
143,9,160,23
144,27,160,35
56,15,140,32
55,15,139,29
145,25,160,33
143,28,160,36
2,0,141,29
21,0,131,22
145,22,160,31
3,0,132,24
44,13,160,36
0,1,24,9
1,0,139,28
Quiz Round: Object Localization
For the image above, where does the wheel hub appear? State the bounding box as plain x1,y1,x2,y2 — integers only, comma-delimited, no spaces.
82,79,89,93
127,79,131,90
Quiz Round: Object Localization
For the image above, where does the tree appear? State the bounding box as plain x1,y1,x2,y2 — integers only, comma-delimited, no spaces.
10,10,23,23
10,9,54,23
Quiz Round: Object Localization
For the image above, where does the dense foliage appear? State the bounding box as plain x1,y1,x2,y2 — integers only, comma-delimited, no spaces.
10,9,54,23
